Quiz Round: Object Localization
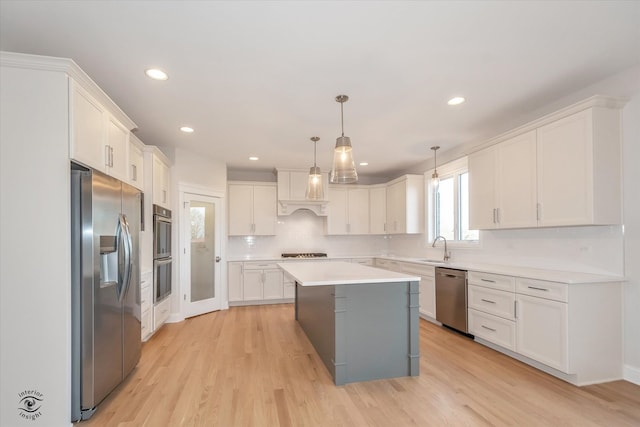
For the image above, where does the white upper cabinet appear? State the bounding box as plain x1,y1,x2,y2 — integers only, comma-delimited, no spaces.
469,98,623,229
128,134,144,191
152,153,170,208
469,130,537,229
71,82,106,170
276,168,329,216
327,186,369,235
386,175,424,234
369,185,387,234
228,182,276,236
537,108,621,226
70,80,137,186
105,115,129,182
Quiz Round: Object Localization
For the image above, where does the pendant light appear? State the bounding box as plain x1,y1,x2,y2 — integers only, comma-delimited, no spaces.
306,136,324,200
330,95,358,183
431,146,440,190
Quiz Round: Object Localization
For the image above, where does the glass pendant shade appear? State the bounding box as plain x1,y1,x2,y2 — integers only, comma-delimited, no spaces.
431,171,440,192
306,136,324,200
330,94,358,184
330,136,358,183
306,166,324,200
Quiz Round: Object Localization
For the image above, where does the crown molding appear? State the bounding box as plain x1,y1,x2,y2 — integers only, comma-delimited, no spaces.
1,51,137,131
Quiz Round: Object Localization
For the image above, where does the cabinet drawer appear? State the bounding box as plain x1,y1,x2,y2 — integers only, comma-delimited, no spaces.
401,263,435,277
516,278,568,302
468,285,515,320
154,297,171,330
469,309,516,351
243,262,279,270
468,271,515,292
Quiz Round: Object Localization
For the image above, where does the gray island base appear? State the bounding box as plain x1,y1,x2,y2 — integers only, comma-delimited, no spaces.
278,261,420,386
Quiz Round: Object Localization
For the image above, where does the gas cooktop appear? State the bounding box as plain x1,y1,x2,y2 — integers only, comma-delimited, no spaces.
281,252,328,259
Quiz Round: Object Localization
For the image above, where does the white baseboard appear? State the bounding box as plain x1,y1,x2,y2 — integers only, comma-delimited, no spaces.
624,364,640,385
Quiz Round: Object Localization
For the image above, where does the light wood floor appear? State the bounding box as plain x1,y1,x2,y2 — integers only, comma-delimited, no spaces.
83,304,640,426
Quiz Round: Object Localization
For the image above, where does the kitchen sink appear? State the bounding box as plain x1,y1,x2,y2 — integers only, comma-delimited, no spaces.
415,259,447,264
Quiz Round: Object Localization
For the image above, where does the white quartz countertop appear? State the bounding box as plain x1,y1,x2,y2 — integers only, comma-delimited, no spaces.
278,261,421,287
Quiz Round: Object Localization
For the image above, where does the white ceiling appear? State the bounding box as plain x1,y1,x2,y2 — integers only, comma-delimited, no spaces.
1,1,639,179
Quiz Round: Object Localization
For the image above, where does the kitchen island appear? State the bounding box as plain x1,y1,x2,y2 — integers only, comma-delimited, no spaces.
278,261,421,386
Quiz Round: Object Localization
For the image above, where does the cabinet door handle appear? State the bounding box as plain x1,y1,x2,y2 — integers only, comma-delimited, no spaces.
481,299,496,304
481,325,496,332
110,146,114,167
105,145,111,167
514,300,518,318
162,189,167,203
132,164,137,181
481,278,496,283
528,286,549,292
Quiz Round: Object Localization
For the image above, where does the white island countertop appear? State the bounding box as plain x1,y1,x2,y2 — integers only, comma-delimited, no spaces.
278,261,420,287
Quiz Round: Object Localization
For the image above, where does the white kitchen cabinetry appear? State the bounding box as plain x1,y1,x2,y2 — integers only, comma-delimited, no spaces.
537,108,621,226
386,175,424,234
469,131,537,229
128,133,144,191
153,296,171,331
70,81,132,184
228,262,243,302
152,153,170,208
327,186,370,235
468,270,622,385
516,291,568,372
276,169,329,216
469,99,623,230
229,261,287,304
369,185,387,234
143,146,171,210
228,182,276,236
140,272,153,341
401,263,436,320
467,271,517,351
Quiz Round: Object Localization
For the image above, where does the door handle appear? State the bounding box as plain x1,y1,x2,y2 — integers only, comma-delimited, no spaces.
215,256,221,263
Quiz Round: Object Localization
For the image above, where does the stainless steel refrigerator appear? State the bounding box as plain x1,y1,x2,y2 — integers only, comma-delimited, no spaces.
71,164,141,421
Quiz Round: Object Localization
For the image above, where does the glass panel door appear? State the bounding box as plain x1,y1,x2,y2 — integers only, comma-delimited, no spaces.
183,193,222,318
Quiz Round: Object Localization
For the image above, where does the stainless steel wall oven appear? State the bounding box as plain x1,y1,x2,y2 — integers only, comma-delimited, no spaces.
153,204,172,303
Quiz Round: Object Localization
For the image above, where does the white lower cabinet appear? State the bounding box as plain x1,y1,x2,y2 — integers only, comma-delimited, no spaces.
400,263,436,320
140,272,153,341
468,309,516,351
153,296,171,331
228,261,289,305
468,270,622,385
516,293,568,372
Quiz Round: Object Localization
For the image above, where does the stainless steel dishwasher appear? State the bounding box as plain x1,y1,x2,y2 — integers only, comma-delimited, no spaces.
435,267,469,334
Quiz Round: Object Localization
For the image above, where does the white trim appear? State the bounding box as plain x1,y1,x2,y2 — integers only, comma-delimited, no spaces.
624,364,640,386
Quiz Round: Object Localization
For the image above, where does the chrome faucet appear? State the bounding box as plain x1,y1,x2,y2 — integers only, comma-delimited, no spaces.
432,235,450,262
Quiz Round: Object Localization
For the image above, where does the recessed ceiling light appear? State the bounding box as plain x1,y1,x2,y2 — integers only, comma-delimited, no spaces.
448,97,465,106
145,68,168,81
359,162,369,166
180,126,194,133
249,156,259,161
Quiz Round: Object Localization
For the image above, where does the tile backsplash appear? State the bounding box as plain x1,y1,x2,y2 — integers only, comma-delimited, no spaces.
227,208,624,276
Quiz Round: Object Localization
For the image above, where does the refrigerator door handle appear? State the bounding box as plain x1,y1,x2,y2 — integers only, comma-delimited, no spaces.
117,214,133,302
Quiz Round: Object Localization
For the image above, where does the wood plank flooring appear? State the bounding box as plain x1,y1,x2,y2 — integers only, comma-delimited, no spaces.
83,304,640,426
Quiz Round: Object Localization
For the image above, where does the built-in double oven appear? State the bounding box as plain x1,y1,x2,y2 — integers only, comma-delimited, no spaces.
153,204,172,303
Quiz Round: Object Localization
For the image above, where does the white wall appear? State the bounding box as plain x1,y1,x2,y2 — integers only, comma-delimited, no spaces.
169,148,227,320
1,66,72,425
622,92,640,383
